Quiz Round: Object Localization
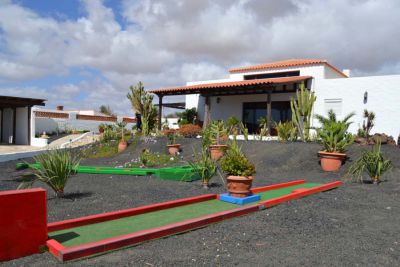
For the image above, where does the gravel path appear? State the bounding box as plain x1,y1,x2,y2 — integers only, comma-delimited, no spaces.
1,138,399,266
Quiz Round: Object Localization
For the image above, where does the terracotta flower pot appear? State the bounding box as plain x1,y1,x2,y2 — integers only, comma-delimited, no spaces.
118,140,128,153
209,144,228,161
227,176,253,198
99,128,105,134
167,144,181,155
318,151,346,172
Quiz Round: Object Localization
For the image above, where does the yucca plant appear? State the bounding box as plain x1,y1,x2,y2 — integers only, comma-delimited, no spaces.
275,121,298,142
189,147,217,188
18,149,81,197
290,82,317,142
346,142,391,184
315,110,355,153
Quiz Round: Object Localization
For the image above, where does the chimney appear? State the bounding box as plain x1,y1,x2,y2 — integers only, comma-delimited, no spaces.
56,105,64,111
342,69,351,77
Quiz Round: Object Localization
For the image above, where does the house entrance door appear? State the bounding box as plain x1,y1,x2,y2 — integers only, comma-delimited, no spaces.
242,101,292,134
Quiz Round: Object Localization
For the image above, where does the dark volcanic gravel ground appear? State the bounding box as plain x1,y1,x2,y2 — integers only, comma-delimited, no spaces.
1,138,399,266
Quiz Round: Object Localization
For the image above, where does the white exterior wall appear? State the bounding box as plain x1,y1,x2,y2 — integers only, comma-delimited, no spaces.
15,107,29,145
314,74,400,139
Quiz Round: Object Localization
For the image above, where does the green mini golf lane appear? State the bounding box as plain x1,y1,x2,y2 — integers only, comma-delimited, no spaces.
49,183,320,247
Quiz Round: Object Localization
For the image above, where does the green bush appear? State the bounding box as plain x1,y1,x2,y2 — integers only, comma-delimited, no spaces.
315,110,355,153
178,108,197,126
346,142,391,184
220,140,255,177
275,121,298,142
18,149,81,198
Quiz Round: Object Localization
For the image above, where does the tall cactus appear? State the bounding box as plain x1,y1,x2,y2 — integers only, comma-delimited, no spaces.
290,82,316,142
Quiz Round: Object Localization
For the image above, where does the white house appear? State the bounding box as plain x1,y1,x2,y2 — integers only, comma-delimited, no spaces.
150,59,400,140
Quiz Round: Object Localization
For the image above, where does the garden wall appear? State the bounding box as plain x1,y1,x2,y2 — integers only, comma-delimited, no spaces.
33,110,136,135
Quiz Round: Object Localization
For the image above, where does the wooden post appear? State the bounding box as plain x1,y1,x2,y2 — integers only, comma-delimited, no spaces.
13,107,16,144
203,96,211,129
267,92,272,133
27,106,31,145
0,108,3,143
158,95,163,131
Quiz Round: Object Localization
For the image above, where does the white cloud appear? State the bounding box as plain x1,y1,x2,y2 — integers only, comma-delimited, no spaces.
0,0,400,114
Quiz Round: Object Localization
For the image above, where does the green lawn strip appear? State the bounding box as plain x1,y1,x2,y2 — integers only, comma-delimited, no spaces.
49,183,321,247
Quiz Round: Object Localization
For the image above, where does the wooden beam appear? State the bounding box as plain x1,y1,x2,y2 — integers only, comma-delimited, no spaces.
203,96,211,129
13,107,16,144
157,95,163,131
267,92,272,133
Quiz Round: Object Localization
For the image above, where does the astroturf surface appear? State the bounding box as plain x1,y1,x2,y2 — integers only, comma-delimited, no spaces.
49,183,321,247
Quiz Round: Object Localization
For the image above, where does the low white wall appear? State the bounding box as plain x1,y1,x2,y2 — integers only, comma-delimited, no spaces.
315,74,400,138
34,114,135,135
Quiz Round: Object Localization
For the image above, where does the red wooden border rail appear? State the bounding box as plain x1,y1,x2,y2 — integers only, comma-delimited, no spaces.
48,194,216,232
46,180,341,262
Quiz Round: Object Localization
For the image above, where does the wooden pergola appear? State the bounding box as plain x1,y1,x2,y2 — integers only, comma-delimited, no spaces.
0,96,46,145
149,76,312,131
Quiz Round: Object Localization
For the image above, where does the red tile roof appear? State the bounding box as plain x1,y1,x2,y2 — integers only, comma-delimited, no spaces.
229,59,348,77
149,76,312,95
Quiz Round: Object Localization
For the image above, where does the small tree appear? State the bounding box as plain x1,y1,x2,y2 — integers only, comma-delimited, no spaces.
127,82,157,135
99,105,115,116
290,82,317,142
178,108,197,126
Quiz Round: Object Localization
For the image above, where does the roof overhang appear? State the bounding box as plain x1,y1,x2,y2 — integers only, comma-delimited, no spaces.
150,76,312,96
0,95,46,109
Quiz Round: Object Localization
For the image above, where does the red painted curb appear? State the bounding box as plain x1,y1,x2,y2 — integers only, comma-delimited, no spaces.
46,239,65,259
250,179,306,193
57,204,260,261
259,181,342,208
48,194,216,232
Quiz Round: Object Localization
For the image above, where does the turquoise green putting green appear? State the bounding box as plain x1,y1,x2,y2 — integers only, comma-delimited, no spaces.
49,183,321,248
15,163,200,182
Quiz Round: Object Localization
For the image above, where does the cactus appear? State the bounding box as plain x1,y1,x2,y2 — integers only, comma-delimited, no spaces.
290,82,316,142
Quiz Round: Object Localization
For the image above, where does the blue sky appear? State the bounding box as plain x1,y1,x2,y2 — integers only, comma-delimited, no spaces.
0,0,399,114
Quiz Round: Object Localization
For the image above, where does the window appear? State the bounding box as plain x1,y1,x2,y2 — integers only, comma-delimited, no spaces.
324,99,342,116
244,71,300,80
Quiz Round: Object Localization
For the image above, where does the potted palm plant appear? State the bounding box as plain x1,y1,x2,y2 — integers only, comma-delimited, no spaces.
166,131,180,155
346,141,391,184
117,121,128,152
220,140,256,198
208,121,228,160
316,110,355,171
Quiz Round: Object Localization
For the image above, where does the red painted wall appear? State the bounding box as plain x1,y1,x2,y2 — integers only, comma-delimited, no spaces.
0,188,47,261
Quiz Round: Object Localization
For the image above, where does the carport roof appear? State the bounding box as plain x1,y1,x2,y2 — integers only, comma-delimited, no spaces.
149,76,312,96
0,95,46,108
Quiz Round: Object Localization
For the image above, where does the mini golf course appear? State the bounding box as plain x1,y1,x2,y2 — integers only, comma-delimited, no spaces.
44,179,341,262
16,163,200,181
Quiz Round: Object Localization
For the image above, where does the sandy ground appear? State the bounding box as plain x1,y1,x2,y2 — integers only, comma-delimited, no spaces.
0,137,399,266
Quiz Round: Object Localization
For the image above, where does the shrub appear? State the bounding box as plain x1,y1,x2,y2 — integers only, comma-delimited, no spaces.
177,124,201,137
189,147,217,188
101,128,119,143
275,121,297,142
315,110,355,153
178,108,197,126
220,140,255,177
346,141,391,184
226,116,240,135
18,149,81,198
